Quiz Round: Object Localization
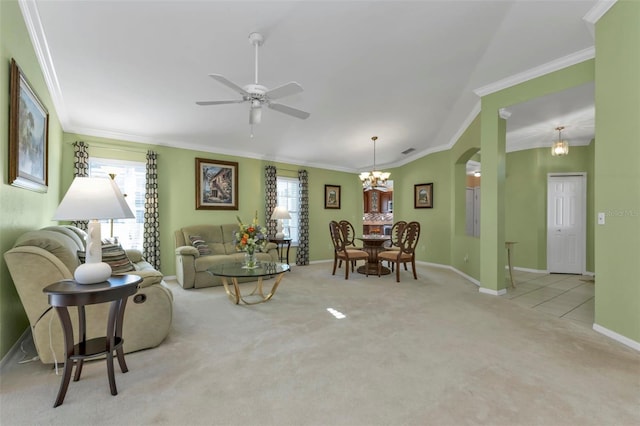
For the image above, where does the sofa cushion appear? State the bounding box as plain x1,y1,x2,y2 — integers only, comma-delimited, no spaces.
78,243,136,274
189,236,212,255
221,223,241,255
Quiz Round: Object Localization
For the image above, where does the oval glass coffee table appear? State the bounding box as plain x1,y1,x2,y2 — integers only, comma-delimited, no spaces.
208,262,290,305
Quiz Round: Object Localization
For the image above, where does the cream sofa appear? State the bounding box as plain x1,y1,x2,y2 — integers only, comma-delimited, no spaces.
174,224,279,289
4,225,173,364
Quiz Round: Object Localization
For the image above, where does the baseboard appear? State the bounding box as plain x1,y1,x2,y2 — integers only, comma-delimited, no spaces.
593,324,640,352
479,287,507,296
0,327,31,373
513,266,549,274
163,275,177,281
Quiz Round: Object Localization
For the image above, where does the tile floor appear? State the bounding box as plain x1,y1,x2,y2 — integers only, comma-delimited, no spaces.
503,270,595,327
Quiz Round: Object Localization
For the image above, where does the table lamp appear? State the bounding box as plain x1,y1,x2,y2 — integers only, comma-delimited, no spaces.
270,206,291,239
53,177,135,284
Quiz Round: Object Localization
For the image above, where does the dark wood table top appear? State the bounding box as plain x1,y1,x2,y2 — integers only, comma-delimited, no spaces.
43,275,141,307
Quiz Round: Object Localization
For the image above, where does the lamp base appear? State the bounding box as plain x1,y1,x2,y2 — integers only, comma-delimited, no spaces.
74,262,112,284
275,232,285,239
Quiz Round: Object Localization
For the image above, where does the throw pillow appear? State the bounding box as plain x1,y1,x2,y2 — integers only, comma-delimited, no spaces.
189,236,212,255
78,243,136,274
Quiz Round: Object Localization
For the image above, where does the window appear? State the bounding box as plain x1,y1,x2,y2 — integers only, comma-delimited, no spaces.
276,176,299,244
88,158,146,250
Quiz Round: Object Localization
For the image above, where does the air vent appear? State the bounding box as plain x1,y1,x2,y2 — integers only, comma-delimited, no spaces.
401,148,416,155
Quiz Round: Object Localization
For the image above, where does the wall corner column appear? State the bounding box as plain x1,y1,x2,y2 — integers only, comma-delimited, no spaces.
479,104,508,294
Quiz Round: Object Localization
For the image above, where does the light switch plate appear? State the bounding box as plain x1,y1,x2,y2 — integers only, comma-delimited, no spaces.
598,212,605,225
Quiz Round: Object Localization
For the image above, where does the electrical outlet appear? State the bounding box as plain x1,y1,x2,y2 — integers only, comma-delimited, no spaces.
464,254,469,263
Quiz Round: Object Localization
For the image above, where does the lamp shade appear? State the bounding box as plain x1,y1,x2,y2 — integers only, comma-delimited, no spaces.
270,206,291,221
53,177,135,221
53,177,135,284
271,206,291,239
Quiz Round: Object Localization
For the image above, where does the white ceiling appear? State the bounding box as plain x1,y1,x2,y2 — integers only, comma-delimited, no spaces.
22,0,605,173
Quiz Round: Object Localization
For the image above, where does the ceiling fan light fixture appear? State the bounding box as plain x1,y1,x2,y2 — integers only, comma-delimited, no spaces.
359,136,390,191
249,103,262,125
551,126,569,156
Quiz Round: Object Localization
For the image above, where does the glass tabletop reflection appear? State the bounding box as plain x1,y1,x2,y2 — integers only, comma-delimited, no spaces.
208,262,290,278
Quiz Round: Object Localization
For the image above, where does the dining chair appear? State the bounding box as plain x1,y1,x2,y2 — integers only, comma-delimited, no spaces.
382,221,407,271
377,221,420,282
329,220,369,279
338,220,359,269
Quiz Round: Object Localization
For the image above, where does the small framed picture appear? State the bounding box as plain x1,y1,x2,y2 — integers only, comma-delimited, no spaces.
195,157,239,210
324,184,341,209
9,58,49,193
414,183,433,209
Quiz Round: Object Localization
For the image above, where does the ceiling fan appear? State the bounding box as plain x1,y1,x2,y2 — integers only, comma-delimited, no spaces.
196,32,310,125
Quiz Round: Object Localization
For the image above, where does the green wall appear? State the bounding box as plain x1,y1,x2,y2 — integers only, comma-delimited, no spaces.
594,0,640,343
451,115,482,280
0,0,64,359
505,143,595,272
61,134,365,277
479,61,595,291
389,150,452,266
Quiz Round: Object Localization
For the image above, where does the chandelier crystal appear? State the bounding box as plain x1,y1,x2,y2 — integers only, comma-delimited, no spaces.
551,126,569,156
359,136,390,191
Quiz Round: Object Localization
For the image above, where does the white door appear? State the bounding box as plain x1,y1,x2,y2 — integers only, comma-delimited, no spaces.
547,174,586,274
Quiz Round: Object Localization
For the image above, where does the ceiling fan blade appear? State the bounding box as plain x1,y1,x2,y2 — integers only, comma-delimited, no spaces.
196,100,245,106
268,102,310,120
265,82,303,100
208,74,249,96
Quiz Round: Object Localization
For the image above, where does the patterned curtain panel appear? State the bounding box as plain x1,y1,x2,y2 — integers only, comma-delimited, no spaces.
265,165,278,237
71,141,89,231
296,169,309,265
143,150,161,270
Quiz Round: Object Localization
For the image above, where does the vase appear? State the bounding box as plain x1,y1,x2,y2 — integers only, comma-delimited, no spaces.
244,251,258,268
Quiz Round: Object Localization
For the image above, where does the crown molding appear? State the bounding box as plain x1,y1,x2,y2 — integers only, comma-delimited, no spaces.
583,0,618,24
473,47,595,98
583,0,618,39
19,0,69,127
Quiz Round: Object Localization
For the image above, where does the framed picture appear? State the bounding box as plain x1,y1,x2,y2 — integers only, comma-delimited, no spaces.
414,183,433,209
195,157,238,210
324,184,341,209
8,58,49,193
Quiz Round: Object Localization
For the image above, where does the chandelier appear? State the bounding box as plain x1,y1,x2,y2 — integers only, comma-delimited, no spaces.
359,136,390,191
551,126,569,156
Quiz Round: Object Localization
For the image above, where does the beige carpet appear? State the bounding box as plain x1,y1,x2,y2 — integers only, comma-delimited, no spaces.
1,262,638,426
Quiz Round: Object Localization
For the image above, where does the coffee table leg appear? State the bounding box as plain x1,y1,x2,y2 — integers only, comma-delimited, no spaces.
221,277,240,304
239,273,285,305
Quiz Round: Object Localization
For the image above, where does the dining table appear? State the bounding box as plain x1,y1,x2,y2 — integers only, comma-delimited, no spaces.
356,234,392,275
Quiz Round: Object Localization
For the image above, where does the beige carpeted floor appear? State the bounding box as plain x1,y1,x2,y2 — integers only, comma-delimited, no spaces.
1,262,639,426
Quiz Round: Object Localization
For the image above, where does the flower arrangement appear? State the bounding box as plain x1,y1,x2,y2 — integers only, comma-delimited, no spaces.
234,212,267,255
